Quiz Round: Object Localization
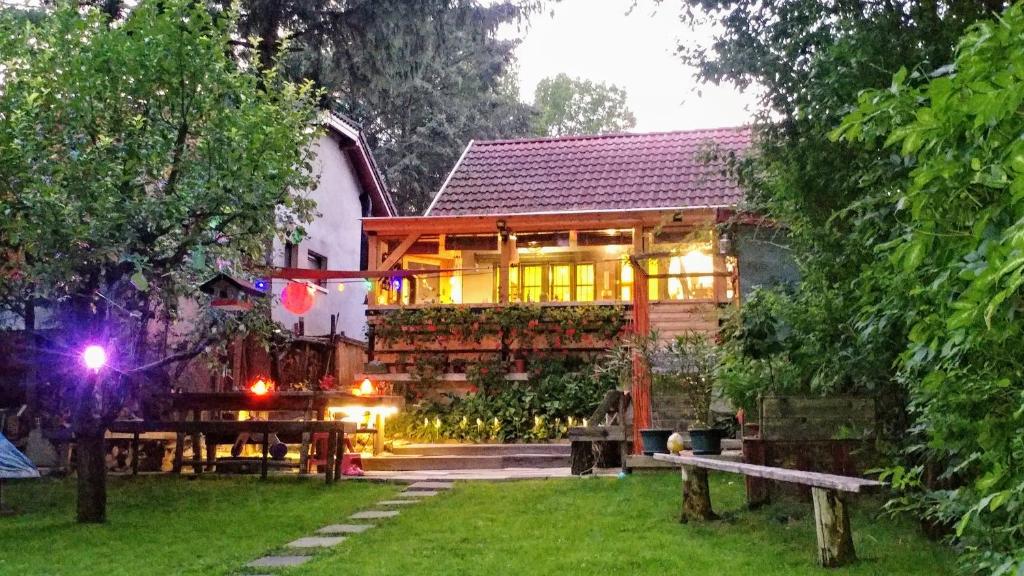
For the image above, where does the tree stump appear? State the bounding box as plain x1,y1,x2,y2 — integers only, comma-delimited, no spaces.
680,466,717,523
811,487,856,567
595,441,622,468
570,441,595,475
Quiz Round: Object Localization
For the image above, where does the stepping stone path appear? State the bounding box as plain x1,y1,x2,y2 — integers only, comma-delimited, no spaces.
350,509,400,520
407,481,454,491
287,536,346,549
240,480,454,571
247,556,312,569
398,490,439,497
317,524,374,535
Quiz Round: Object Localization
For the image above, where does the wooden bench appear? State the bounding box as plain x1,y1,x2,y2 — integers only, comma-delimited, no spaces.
568,390,631,474
653,453,885,567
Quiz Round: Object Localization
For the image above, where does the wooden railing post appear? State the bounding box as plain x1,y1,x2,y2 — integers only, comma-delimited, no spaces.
630,225,651,455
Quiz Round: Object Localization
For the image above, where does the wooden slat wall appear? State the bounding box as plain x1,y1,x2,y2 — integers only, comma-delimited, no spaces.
760,396,876,442
648,301,721,341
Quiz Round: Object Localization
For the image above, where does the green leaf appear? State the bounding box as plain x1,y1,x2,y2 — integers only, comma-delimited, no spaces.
130,271,149,292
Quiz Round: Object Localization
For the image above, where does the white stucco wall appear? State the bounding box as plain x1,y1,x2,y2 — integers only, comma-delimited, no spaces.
271,134,370,340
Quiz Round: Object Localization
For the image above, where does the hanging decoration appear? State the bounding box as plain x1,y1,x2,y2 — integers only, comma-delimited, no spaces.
281,281,315,315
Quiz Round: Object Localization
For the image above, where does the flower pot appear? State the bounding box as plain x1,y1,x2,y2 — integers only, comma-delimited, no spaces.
640,428,674,455
689,428,722,455
513,358,526,373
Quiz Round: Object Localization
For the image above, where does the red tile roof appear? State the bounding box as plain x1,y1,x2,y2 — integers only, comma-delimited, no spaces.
425,127,751,216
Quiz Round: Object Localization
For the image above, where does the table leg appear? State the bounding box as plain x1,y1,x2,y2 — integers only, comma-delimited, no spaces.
131,432,140,477
812,487,856,567
325,431,338,484
260,426,269,480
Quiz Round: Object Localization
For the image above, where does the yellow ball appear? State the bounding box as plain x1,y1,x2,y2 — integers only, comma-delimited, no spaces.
667,432,686,454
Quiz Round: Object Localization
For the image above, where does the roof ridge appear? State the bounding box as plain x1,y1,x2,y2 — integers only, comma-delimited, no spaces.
473,125,751,147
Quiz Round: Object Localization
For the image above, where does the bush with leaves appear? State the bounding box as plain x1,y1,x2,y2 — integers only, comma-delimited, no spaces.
832,5,1024,571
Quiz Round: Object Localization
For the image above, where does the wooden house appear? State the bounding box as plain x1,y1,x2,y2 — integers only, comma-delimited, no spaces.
359,128,790,437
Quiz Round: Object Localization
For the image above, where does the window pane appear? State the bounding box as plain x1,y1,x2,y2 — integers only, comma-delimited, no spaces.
648,259,659,301
550,264,571,302
576,264,595,302
522,265,542,302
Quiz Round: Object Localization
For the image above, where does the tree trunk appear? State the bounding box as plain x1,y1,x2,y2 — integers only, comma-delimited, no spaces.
680,466,717,522
811,487,856,567
570,441,594,475
76,434,107,523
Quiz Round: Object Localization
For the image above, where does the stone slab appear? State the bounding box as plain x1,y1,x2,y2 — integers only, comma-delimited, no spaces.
246,556,312,568
349,510,400,520
399,490,439,497
378,500,418,506
407,481,454,490
317,524,374,535
287,536,346,548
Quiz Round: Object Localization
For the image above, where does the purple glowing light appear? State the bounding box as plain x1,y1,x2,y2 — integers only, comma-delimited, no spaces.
82,345,108,371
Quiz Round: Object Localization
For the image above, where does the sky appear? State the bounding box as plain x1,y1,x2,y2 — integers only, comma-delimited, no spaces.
508,0,759,132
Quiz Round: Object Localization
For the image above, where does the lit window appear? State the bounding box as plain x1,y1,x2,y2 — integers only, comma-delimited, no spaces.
522,265,542,302
550,264,571,302
648,258,660,301
620,259,633,301
575,264,595,302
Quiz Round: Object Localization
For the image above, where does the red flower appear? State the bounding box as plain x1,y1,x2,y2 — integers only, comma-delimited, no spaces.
565,328,577,337
467,385,479,394
427,323,437,332
527,319,539,329
318,375,336,391
480,367,489,375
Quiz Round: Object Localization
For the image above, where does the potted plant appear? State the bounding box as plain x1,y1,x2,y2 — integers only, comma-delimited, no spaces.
597,331,673,454
667,331,721,455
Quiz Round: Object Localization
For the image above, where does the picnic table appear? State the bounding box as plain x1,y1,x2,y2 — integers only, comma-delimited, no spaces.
108,419,355,483
654,452,885,567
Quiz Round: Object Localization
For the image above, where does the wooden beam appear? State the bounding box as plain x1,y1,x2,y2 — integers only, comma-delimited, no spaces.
362,208,717,236
652,453,885,493
380,234,422,271
630,226,652,455
366,233,380,305
498,234,512,303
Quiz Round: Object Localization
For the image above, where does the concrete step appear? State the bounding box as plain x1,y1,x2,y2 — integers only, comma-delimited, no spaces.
361,453,569,472
390,443,571,457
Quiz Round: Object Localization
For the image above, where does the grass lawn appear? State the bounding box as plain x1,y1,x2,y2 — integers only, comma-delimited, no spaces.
0,472,954,576
293,472,954,576
0,475,395,576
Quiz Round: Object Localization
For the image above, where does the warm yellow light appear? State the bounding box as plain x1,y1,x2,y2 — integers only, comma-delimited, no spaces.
327,405,399,420
448,273,463,304
359,378,375,395
337,283,346,293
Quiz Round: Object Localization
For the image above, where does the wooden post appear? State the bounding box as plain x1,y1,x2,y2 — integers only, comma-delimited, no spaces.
172,434,185,475
260,424,269,480
298,398,312,476
367,233,380,306
498,232,511,304
325,430,338,484
812,487,856,567
373,412,385,456
337,428,346,484
130,432,140,477
630,225,651,455
742,439,770,508
191,408,203,476
570,441,595,475
680,465,717,523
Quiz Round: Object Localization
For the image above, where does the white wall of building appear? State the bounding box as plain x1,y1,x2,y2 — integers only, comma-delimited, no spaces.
271,133,371,340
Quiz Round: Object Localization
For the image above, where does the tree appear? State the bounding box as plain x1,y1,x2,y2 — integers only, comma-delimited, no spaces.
833,5,1024,569
676,0,1004,399
225,0,541,214
531,73,636,137
0,1,320,522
